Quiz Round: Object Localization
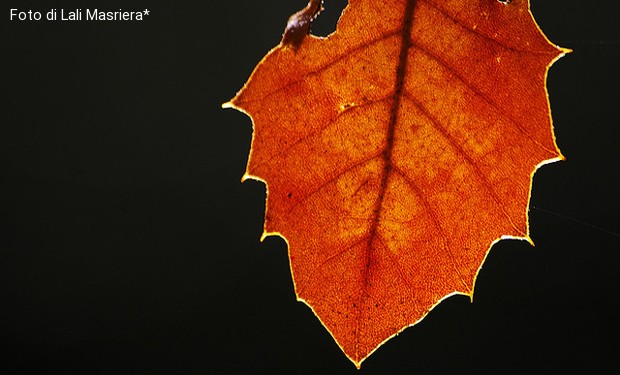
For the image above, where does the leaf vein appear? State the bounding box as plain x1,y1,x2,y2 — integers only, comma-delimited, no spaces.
401,91,526,237
236,31,401,106
252,96,390,172
391,164,469,292
286,152,383,216
421,0,554,55
408,40,557,155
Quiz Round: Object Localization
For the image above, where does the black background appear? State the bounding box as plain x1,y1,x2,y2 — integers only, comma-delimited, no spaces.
2,0,619,373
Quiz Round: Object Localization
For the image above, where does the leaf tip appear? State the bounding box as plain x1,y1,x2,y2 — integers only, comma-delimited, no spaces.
260,230,287,244
557,152,567,162
524,235,535,246
221,101,235,109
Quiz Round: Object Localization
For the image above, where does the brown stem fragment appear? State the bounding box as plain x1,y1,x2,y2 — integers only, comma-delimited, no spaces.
282,0,324,48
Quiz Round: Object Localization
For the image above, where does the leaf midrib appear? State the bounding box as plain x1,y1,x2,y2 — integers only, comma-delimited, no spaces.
354,0,418,359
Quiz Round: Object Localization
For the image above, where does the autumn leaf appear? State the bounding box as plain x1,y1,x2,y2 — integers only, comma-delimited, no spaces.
224,0,567,367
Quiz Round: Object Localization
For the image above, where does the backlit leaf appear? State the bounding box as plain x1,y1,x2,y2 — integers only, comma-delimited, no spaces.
224,0,567,367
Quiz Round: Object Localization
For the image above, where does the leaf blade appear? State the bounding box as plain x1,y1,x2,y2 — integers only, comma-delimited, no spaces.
227,0,566,366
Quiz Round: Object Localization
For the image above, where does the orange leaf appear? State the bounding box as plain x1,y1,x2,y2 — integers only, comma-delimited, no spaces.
224,0,567,367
